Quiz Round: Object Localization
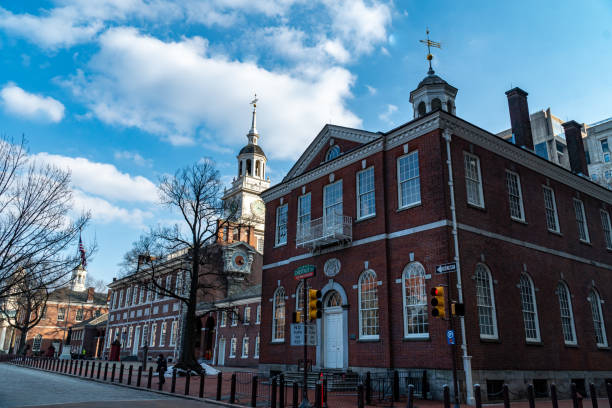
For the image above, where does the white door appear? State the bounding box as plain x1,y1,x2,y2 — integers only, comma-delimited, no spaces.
324,312,343,369
218,339,226,366
133,327,140,355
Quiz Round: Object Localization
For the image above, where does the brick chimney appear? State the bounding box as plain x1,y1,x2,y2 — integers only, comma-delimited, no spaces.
87,287,95,302
505,87,534,150
562,120,589,176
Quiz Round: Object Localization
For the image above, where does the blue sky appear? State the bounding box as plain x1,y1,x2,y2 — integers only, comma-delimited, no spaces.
0,1,610,285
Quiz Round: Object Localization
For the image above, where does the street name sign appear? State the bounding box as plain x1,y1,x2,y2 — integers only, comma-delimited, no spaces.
294,264,316,280
436,262,457,274
290,323,317,346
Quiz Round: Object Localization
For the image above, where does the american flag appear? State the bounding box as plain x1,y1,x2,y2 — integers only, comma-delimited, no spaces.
79,234,87,268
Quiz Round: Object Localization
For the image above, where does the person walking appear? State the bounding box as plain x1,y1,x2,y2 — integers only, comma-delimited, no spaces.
156,354,167,386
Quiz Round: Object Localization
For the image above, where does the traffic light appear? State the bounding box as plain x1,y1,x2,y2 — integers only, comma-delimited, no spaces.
307,289,322,320
292,311,302,324
430,286,445,318
451,302,465,316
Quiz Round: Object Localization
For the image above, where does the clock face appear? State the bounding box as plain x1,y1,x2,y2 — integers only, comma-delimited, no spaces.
232,251,248,271
250,200,265,217
324,258,341,277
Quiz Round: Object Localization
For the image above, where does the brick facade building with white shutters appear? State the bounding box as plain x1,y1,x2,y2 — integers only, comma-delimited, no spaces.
259,67,612,401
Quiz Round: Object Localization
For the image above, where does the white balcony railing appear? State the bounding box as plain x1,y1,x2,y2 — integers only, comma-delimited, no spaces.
296,213,352,249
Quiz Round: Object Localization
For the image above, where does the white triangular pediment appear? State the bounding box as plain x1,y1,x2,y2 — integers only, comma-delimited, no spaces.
284,124,380,181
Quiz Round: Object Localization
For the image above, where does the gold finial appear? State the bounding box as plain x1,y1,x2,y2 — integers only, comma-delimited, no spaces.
419,28,441,74
250,93,258,110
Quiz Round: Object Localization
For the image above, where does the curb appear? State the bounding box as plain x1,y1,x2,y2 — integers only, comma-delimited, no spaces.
6,362,246,408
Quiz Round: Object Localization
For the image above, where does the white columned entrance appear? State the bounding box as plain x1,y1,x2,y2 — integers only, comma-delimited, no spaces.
316,282,349,370
218,338,226,366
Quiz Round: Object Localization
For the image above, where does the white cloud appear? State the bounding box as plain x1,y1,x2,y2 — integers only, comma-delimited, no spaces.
0,83,65,122
114,150,153,167
63,27,361,160
72,189,153,227
366,85,377,95
33,152,158,203
378,103,397,123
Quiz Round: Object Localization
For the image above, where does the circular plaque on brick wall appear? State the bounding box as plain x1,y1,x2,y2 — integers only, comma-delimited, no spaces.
324,258,341,277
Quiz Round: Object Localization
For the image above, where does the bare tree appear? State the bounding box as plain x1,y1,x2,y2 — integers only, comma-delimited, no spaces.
0,136,90,301
121,161,255,372
85,275,107,293
0,270,50,355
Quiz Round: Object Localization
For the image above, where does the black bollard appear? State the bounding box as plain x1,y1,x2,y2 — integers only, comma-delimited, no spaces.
606,382,612,408
216,372,222,401
170,368,176,392
551,383,559,408
147,366,153,389
111,363,116,382
393,370,400,402
128,365,133,385
590,383,598,408
527,384,535,408
97,362,102,379
185,371,191,396
251,375,258,407
571,383,581,408
315,381,321,408
293,381,299,408
69,360,73,374
230,373,236,404
358,384,364,408
279,374,285,408
271,378,277,408
503,384,510,408
84,361,89,377
79,360,83,376
365,372,372,405
406,384,414,408
119,363,124,383
444,385,451,408
137,366,142,387
322,378,328,408
474,384,481,408
200,373,206,398
104,362,108,381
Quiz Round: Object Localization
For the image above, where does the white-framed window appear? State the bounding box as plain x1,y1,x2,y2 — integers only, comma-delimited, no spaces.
32,334,42,352
57,307,66,321
254,335,260,358
244,306,251,324
241,337,249,358
402,262,428,338
323,180,343,225
156,278,162,300
357,167,376,218
589,289,608,347
543,186,560,233
118,289,124,307
121,327,126,345
126,287,132,306
150,323,157,346
141,324,148,347
298,193,311,227
557,282,577,345
127,326,133,348
475,264,498,339
165,276,172,298
573,199,590,242
229,337,237,358
231,308,238,326
464,152,484,208
600,210,612,250
170,321,178,346
257,237,264,252
159,322,166,346
255,304,261,324
132,286,138,305
295,281,309,312
326,145,340,161
275,204,288,246
272,287,286,342
397,152,421,209
75,309,84,321
220,311,227,327
148,282,154,301
519,274,541,342
175,273,182,295
358,270,379,339
111,292,116,309
506,170,525,221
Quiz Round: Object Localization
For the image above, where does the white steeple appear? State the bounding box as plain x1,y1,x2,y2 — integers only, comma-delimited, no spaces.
247,94,259,145
71,264,87,292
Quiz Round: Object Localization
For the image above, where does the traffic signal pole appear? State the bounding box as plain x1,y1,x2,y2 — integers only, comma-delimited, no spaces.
300,277,310,408
447,271,460,408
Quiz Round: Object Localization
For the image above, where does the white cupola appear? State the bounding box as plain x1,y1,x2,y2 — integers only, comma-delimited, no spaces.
237,95,267,181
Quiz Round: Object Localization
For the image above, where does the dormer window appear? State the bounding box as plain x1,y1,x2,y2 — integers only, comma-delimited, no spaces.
326,145,341,161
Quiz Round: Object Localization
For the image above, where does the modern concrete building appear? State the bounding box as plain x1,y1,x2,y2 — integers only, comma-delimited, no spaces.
585,117,612,190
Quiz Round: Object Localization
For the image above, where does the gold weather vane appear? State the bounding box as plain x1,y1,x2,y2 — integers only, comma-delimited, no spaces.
419,28,441,73
250,93,258,110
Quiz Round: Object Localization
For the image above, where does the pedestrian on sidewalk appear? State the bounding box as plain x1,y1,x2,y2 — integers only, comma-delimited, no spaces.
156,354,167,386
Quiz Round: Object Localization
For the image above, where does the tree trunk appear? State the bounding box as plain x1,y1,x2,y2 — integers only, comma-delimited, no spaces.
175,248,201,372
18,328,27,355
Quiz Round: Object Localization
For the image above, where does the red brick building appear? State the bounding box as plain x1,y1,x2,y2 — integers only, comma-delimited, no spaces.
259,68,612,401
70,313,107,358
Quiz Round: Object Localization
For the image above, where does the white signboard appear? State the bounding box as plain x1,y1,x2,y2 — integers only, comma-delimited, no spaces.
290,323,317,346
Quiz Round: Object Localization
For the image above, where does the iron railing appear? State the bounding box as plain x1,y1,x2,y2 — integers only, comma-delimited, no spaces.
296,213,352,249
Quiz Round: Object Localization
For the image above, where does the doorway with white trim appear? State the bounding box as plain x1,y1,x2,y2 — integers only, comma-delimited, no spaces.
323,290,344,369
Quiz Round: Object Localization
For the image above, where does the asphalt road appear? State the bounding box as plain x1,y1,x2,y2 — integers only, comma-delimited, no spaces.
0,363,214,408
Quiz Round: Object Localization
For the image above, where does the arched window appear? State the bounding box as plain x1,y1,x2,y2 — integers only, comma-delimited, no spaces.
475,264,498,339
402,262,428,338
326,145,341,161
262,163,265,179
446,100,454,113
589,289,608,347
417,101,426,117
557,282,577,344
326,291,342,307
272,287,285,342
359,270,379,339
246,159,252,176
295,281,309,311
255,161,261,177
239,160,243,177
32,334,42,352
519,274,540,342
431,98,442,111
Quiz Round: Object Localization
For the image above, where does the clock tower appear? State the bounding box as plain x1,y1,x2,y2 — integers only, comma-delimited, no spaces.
221,96,270,252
